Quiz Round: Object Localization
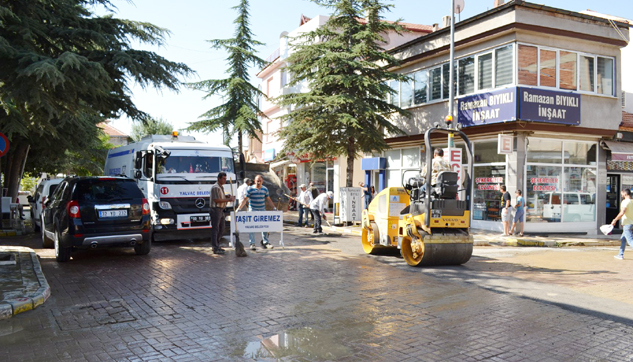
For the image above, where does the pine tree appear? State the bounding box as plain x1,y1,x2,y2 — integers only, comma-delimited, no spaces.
0,0,192,198
276,0,410,187
186,0,266,158
130,116,174,142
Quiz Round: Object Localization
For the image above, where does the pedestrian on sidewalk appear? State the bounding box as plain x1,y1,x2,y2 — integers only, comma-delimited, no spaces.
360,182,372,209
237,175,276,250
297,184,313,227
236,178,253,209
611,188,633,260
510,189,524,237
209,172,235,255
500,185,512,236
310,191,333,234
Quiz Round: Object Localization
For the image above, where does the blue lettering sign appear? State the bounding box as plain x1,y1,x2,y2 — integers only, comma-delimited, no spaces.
458,88,517,127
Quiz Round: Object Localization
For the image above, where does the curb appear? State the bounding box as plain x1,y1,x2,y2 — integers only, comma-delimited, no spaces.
0,247,50,320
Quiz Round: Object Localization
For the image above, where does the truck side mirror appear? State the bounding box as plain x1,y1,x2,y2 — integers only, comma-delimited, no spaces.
135,151,143,169
134,170,142,179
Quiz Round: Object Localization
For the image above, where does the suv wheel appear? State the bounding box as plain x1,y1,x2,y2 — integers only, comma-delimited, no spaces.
134,239,151,255
41,216,53,248
54,228,71,262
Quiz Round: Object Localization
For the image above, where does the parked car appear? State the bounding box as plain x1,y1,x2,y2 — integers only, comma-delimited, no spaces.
29,178,63,231
41,176,151,262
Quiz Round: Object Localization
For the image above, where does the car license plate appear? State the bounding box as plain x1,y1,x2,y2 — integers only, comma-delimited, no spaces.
99,210,128,218
191,215,210,222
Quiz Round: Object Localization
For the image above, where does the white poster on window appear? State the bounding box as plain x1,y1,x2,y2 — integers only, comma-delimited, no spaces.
340,187,363,222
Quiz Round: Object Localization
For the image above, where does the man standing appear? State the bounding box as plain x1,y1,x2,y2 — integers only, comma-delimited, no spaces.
238,175,276,250
611,188,633,260
310,191,333,234
500,185,512,236
297,184,313,227
308,182,318,223
360,182,372,209
509,189,524,237
210,172,235,255
236,178,252,208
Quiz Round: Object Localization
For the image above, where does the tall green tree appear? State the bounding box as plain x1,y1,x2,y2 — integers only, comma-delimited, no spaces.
130,116,174,141
276,0,410,187
186,0,266,155
0,0,193,199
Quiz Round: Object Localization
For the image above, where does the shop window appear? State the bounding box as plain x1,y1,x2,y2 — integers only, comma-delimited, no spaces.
402,148,419,168
474,141,505,164
495,44,513,87
312,163,326,194
564,141,596,165
559,51,577,90
539,49,557,88
597,57,614,96
430,67,442,101
400,79,413,108
472,165,506,222
579,55,595,92
518,44,538,86
458,56,475,95
527,139,562,164
478,53,493,90
385,149,400,168
563,167,597,222
414,70,428,104
526,165,561,223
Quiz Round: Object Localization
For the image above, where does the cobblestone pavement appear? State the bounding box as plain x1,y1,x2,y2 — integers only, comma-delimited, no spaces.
1,229,633,362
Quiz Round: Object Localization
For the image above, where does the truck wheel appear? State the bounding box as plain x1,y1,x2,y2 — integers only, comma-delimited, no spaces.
134,239,151,255
54,228,71,262
41,216,53,248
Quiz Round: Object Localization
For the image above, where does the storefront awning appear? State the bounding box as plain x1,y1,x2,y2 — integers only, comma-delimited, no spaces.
270,159,290,169
601,141,633,161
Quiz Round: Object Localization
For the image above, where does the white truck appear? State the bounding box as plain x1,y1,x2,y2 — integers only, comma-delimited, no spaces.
104,134,236,241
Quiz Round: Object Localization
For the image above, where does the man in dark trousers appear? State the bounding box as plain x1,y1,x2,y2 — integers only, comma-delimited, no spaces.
500,185,512,236
209,172,235,254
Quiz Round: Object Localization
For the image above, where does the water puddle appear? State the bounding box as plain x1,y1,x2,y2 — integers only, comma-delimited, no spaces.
233,326,356,360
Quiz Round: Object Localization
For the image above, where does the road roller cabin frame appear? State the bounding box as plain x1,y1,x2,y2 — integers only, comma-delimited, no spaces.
361,126,475,267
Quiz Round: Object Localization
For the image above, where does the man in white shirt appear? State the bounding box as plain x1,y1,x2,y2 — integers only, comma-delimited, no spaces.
236,178,252,209
297,184,313,227
310,191,333,234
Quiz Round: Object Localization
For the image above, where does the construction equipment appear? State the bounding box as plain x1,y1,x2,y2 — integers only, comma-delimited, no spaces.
361,125,474,267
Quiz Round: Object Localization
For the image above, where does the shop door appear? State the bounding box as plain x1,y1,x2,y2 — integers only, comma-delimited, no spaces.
606,174,620,228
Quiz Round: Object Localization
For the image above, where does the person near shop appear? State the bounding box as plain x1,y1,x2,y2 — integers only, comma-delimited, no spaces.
611,188,633,260
209,172,235,255
500,185,512,236
310,191,333,234
510,189,525,237
370,185,376,199
237,175,276,250
236,178,252,208
297,184,313,227
360,182,372,209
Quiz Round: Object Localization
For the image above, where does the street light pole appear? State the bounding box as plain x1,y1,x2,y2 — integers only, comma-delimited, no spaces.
448,0,456,146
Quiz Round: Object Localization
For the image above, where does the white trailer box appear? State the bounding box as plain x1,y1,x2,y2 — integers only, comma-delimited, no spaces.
105,134,236,241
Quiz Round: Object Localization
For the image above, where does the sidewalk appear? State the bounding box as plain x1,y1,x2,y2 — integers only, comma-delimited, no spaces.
280,210,621,247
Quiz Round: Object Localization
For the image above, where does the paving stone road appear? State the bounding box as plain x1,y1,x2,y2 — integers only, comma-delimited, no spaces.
1,228,633,362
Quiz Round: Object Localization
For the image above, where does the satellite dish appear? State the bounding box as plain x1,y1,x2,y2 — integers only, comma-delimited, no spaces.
454,0,465,14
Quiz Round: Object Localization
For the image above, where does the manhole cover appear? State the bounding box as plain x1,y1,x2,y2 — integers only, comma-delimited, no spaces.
52,299,137,331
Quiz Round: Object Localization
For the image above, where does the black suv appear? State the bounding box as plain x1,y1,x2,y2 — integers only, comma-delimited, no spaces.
41,176,151,262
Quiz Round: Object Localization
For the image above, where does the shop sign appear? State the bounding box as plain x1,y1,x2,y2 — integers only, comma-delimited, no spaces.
518,88,580,125
339,187,362,222
263,148,275,162
531,177,559,191
498,134,513,154
444,148,463,199
458,88,517,127
0,132,9,157
476,177,503,190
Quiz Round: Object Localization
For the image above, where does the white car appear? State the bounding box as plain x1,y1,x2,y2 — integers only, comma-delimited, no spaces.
29,178,63,231
541,192,596,222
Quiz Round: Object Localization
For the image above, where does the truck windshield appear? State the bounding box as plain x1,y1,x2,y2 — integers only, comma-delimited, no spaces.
158,151,234,174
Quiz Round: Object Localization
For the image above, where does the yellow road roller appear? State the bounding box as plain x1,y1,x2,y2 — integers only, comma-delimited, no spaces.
361,125,474,267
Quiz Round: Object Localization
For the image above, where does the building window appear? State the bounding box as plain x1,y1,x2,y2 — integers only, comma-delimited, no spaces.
495,44,513,87
474,141,506,164
414,70,428,104
458,56,475,95
266,77,273,97
385,148,420,188
478,52,493,90
400,79,413,108
579,55,595,92
518,44,538,86
389,80,400,106
280,70,287,87
559,51,577,90
539,49,557,88
430,67,442,101
597,57,614,96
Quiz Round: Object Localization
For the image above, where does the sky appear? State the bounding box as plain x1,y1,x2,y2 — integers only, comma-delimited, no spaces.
94,0,633,146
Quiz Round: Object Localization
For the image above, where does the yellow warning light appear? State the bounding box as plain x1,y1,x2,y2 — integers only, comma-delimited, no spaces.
445,115,453,123
172,131,178,137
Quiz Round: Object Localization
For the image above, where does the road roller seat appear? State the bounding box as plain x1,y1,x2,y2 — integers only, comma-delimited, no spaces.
432,171,458,199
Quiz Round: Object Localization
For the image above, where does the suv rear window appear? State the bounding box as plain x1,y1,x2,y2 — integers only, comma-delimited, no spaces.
73,179,144,202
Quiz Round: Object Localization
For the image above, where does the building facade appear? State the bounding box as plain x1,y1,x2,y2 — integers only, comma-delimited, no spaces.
381,1,628,234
